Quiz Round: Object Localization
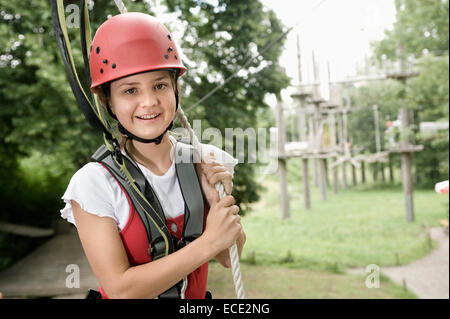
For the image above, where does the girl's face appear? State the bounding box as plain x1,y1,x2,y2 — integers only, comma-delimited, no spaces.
109,70,176,141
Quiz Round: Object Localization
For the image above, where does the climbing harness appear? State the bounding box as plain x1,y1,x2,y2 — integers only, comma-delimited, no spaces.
51,0,246,299
91,139,206,298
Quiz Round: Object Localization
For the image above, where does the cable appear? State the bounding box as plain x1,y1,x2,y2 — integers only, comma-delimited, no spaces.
183,0,328,114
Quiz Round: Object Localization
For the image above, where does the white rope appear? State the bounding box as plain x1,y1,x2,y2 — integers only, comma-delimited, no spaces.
112,0,246,299
113,0,128,14
176,107,246,299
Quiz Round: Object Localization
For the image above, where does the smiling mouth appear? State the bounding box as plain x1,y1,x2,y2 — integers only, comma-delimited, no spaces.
136,113,161,121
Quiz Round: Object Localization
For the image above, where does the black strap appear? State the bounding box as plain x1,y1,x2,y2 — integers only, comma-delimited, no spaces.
118,121,174,145
50,0,112,137
174,141,205,247
92,145,175,260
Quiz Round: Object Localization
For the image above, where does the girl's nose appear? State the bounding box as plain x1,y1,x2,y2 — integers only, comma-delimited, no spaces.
140,89,159,108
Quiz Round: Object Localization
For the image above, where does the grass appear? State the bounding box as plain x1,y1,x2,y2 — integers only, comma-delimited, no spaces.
239,158,448,271
206,158,447,299
207,262,416,299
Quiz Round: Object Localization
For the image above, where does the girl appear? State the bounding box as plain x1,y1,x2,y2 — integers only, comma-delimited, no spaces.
60,12,246,299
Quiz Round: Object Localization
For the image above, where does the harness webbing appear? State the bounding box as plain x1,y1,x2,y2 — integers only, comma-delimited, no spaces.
91,140,205,298
51,0,111,136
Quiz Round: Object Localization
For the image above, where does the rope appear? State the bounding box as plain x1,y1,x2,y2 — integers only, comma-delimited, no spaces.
112,0,246,299
176,107,246,299
113,0,127,13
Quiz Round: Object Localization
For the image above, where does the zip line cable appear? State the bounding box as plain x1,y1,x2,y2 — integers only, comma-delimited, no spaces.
184,0,327,114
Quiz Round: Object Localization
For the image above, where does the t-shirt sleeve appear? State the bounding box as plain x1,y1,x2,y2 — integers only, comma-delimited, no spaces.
200,143,239,177
60,162,122,228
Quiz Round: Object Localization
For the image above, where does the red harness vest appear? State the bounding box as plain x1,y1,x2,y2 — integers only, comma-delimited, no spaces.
98,165,209,299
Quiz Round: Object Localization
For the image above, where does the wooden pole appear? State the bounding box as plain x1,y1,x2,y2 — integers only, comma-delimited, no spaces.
276,98,290,220
391,44,416,222
373,105,382,153
312,50,321,188
373,104,383,183
278,158,291,220
389,154,394,182
352,165,357,186
361,161,366,184
295,33,311,210
327,66,339,194
319,158,327,201
342,109,349,188
400,108,414,222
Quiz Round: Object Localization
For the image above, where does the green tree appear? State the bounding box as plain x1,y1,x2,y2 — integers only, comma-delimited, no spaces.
0,0,289,223
165,0,290,212
365,0,449,186
374,0,449,60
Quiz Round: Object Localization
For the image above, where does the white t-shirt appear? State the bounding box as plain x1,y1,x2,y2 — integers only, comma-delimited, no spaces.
60,135,238,231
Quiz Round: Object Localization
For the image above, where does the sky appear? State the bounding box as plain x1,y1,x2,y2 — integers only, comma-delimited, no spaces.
259,0,397,103
152,0,398,106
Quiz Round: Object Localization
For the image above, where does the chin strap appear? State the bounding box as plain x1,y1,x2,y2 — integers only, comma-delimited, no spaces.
118,121,174,145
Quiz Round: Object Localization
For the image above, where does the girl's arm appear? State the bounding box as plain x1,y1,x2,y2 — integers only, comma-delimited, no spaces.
72,193,241,299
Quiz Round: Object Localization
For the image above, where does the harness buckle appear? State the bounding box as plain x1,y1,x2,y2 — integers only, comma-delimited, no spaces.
111,138,123,165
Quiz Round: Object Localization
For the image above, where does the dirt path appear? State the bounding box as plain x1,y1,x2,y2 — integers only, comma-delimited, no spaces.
348,227,449,299
0,227,98,298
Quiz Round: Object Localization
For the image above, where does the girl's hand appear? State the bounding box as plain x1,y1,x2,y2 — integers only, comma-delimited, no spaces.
201,195,242,255
196,152,233,208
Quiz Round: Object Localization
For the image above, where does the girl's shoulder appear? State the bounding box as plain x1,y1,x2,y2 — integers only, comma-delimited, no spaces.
61,162,127,229
71,161,113,182
67,161,119,194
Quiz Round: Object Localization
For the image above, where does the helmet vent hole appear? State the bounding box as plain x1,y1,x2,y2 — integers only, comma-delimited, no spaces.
167,34,172,40
112,64,116,69
164,54,169,59
96,46,100,54
100,68,103,74
168,47,173,52
103,59,108,64
174,55,178,60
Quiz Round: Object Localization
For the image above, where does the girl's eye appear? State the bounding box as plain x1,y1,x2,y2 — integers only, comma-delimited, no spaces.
124,88,136,95
155,83,167,90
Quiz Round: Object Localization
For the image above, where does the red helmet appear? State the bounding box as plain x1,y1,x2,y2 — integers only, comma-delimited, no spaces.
89,12,186,89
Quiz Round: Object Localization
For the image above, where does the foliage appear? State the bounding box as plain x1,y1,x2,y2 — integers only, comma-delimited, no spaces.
165,0,291,212
349,80,403,154
373,0,449,60
0,0,289,233
351,0,449,186
406,54,449,120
